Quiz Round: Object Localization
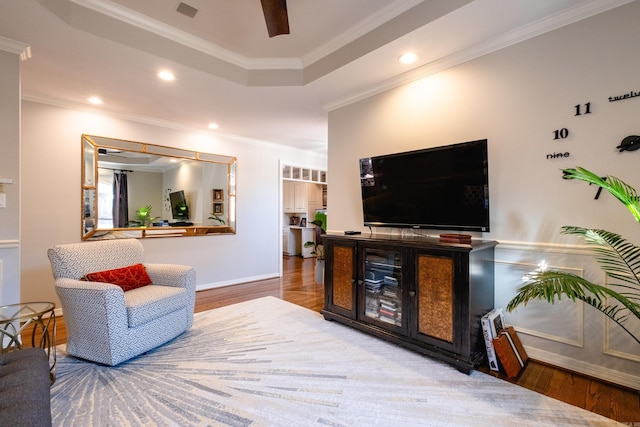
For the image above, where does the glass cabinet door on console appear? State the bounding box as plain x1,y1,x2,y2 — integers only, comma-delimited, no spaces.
359,247,406,333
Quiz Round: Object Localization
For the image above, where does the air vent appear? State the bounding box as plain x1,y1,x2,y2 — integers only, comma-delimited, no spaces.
176,2,198,18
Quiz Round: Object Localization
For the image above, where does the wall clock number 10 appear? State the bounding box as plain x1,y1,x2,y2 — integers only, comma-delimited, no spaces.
553,128,569,140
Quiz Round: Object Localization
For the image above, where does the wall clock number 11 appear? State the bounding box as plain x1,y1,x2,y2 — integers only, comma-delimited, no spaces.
575,102,591,116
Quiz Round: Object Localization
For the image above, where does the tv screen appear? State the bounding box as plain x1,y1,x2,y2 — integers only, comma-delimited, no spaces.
359,139,489,232
169,190,189,220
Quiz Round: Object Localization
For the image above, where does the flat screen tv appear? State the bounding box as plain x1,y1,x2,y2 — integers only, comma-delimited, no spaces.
359,139,490,232
169,190,190,220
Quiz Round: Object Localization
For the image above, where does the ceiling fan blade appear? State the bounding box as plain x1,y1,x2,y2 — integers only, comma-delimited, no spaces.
260,0,289,37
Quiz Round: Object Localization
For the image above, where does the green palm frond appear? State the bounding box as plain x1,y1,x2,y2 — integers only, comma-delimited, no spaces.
563,167,640,221
506,270,640,344
507,166,640,346
561,227,640,290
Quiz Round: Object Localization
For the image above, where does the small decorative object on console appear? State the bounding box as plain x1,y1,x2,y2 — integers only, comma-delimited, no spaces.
439,233,472,244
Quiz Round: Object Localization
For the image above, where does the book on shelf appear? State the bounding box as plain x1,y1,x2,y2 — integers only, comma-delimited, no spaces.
379,308,397,317
481,308,505,372
381,290,398,299
365,284,382,292
383,275,398,286
365,277,382,288
379,301,398,310
379,316,398,325
365,309,379,318
492,326,528,378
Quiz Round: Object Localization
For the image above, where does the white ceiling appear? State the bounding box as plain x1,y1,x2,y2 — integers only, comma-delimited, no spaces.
1,0,632,153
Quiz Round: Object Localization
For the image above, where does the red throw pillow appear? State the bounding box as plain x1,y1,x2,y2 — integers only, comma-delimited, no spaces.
82,263,152,292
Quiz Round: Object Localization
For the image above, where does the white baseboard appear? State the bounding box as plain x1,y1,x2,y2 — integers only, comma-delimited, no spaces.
526,346,640,390
195,273,280,292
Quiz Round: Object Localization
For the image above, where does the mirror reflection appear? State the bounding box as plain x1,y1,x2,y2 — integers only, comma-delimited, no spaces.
82,135,236,240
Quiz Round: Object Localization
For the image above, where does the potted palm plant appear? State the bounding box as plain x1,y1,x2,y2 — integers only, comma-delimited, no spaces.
132,205,156,227
208,213,225,225
304,214,326,284
507,167,640,344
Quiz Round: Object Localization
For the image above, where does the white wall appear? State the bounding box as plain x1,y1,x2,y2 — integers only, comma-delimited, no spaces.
327,2,640,388
19,101,326,307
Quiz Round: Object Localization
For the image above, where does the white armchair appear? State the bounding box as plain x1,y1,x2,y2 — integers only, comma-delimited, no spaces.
48,239,196,366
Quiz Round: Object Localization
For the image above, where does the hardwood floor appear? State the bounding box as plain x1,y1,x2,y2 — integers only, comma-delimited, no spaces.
51,255,638,423
194,255,324,313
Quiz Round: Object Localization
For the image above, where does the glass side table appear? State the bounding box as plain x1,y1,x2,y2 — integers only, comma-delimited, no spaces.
0,302,57,384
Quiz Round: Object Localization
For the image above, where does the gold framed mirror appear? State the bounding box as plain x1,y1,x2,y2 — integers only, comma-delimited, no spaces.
82,135,236,240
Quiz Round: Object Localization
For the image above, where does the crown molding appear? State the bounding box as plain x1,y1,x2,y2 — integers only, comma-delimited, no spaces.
324,0,634,112
0,37,31,61
38,0,632,89
72,0,252,68
300,0,422,68
67,0,431,75
74,0,422,72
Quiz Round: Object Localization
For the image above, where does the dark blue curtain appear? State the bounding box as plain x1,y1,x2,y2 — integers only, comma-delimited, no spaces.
112,172,129,228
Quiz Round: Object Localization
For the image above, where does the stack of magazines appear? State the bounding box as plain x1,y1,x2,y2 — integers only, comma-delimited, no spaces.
363,276,402,326
481,308,528,378
364,278,382,318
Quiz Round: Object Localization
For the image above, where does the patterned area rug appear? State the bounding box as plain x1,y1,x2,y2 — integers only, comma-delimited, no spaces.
51,297,622,426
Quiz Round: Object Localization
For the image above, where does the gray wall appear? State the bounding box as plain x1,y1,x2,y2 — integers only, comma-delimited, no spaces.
0,49,21,306
126,171,163,223
327,2,640,388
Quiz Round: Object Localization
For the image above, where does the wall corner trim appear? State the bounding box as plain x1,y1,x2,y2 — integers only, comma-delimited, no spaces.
0,37,31,61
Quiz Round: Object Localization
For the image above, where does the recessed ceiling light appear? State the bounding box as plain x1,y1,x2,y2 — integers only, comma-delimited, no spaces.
158,70,175,81
87,96,103,105
208,123,219,130
399,53,418,64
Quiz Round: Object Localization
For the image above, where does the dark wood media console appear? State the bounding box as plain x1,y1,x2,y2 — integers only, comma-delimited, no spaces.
321,233,497,373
